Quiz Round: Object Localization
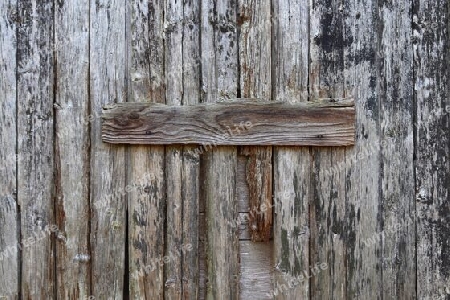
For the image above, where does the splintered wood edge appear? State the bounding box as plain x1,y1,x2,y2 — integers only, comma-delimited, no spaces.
101,98,355,146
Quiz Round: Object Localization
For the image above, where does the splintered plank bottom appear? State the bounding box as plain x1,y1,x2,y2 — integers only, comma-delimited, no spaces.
102,98,355,147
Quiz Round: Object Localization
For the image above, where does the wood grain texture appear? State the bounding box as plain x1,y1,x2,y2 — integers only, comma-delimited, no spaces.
343,1,382,298
102,99,355,146
89,0,126,297
309,1,348,298
200,0,240,298
272,0,311,299
127,0,166,299
180,0,201,298
379,1,416,298
236,1,274,295
238,0,272,244
0,0,18,297
54,0,91,298
239,241,274,300
414,0,450,298
164,0,184,297
17,0,55,297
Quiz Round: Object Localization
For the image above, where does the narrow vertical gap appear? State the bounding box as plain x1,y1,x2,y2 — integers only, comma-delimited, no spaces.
307,1,313,299
375,0,384,296
236,1,241,100
52,0,58,297
15,0,22,297
87,0,93,296
197,1,205,297
123,212,129,299
123,0,130,298
180,1,186,296
162,3,167,298
411,0,418,297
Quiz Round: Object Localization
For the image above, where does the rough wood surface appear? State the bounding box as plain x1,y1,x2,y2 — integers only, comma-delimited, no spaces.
379,2,416,298
272,1,311,299
201,0,240,298
54,0,91,298
342,1,383,298
17,0,55,297
0,0,18,297
309,1,348,298
239,241,274,300
414,0,450,298
102,99,355,146
180,0,201,298
89,0,127,297
238,0,273,244
127,0,166,299
164,0,184,297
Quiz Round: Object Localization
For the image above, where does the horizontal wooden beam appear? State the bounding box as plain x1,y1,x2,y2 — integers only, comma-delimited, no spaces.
102,98,355,146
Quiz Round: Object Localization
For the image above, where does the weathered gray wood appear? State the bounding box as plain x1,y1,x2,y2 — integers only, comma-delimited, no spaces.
127,0,166,299
237,1,274,296
308,1,349,299
272,1,311,299
379,2,416,298
201,0,240,298
17,0,55,297
238,0,273,244
89,0,126,297
414,0,450,298
164,1,184,298
102,99,355,146
343,1,382,298
181,0,201,298
0,0,19,297
239,241,274,300
54,0,91,298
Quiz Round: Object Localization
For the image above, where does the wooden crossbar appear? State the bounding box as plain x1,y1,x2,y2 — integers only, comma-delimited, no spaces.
102,98,355,146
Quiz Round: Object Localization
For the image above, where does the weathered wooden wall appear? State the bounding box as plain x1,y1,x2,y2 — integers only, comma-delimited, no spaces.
0,0,449,299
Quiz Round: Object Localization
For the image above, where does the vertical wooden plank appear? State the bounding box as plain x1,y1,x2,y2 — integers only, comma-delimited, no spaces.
343,0,382,298
17,0,55,297
201,0,240,298
181,0,201,298
128,0,166,298
0,0,19,297
17,0,55,298
54,0,91,298
237,0,273,297
414,0,450,298
238,0,272,243
309,0,347,297
89,0,126,297
378,1,416,298
272,0,310,299
164,0,183,298
164,3,202,297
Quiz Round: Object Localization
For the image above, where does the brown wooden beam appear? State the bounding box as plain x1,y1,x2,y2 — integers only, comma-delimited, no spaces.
102,98,355,146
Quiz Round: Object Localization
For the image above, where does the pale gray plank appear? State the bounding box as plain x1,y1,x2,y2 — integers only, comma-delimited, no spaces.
17,0,55,297
127,0,166,298
309,1,350,299
0,0,19,297
201,0,240,298
54,0,91,298
379,1,416,298
272,0,311,299
344,0,383,298
89,0,127,297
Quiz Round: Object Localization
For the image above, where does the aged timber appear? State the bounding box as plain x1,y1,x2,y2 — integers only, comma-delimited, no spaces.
102,98,355,146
